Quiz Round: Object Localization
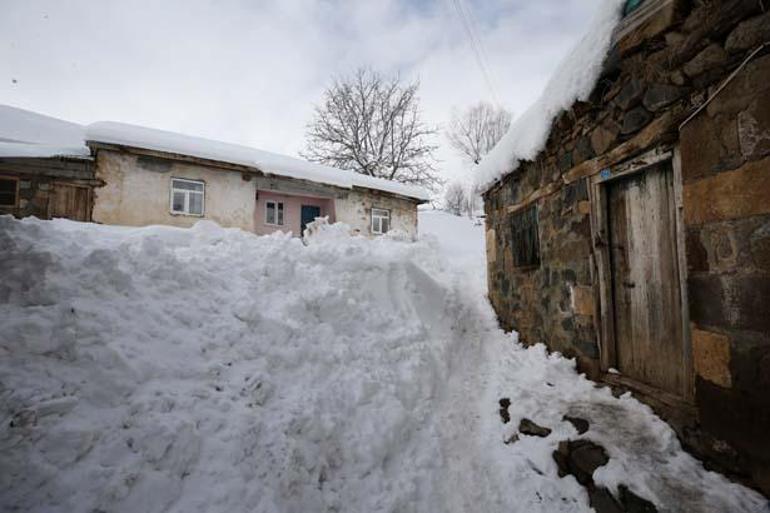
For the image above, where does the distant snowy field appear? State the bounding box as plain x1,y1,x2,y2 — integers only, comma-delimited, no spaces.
0,215,765,513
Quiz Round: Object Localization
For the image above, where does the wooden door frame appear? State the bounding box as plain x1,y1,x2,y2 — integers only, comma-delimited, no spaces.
588,145,694,403
48,182,93,221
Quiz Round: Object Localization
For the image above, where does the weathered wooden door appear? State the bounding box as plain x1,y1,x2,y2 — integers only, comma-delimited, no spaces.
607,161,684,395
49,183,91,222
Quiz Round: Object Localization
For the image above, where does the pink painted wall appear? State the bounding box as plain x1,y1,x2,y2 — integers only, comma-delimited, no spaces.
254,190,335,236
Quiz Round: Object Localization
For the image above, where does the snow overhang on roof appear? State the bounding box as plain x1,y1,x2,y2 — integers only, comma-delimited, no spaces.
0,141,91,159
475,0,624,193
85,122,431,202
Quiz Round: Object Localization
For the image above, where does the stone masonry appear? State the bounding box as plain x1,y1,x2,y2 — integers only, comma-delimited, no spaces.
483,0,770,494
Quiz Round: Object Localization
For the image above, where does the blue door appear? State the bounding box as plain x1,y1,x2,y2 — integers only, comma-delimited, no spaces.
300,205,321,235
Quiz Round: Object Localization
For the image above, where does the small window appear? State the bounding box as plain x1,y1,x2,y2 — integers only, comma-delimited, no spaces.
170,178,204,216
0,177,18,207
624,0,645,15
371,208,390,235
265,200,284,226
510,205,540,267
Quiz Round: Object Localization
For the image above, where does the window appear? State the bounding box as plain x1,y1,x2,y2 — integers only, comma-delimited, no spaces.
170,178,204,216
0,177,18,207
624,0,645,15
510,206,540,267
265,200,284,225
371,208,390,235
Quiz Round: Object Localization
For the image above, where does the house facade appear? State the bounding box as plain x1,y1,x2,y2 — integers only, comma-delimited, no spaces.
0,113,427,238
0,151,95,222
483,0,770,494
87,126,425,237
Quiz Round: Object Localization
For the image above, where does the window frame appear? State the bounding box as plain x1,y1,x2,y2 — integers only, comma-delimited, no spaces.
371,207,391,235
265,200,285,226
0,175,20,208
169,177,205,217
510,205,541,269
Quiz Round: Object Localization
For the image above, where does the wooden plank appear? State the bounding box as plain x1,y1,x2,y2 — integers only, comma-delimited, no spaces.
564,111,675,185
672,147,694,401
589,176,617,371
607,162,684,395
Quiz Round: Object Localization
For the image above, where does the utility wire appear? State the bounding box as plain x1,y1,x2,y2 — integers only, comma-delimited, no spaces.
448,0,501,106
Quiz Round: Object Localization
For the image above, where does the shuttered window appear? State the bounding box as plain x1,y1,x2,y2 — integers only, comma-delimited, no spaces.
510,206,540,267
0,177,18,207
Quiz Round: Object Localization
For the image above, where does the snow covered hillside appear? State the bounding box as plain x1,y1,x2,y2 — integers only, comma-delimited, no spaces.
0,216,767,513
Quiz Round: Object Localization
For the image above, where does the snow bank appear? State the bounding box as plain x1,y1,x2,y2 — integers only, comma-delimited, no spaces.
0,216,765,513
86,121,430,201
476,0,624,191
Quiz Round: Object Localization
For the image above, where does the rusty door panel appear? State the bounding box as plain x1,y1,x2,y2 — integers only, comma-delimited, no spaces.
607,162,684,395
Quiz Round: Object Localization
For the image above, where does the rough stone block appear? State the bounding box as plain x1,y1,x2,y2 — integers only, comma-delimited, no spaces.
621,107,652,135
749,220,770,272
707,54,770,118
685,228,709,273
688,275,726,327
486,229,496,263
737,106,770,160
684,44,729,78
683,156,770,225
725,11,770,52
591,124,617,155
642,83,685,112
614,78,645,110
692,327,732,388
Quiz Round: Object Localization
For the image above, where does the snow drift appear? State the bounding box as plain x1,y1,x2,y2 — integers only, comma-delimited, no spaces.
0,216,766,513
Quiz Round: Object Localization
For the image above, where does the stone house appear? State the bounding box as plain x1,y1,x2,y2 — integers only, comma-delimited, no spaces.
0,110,428,237
482,0,770,494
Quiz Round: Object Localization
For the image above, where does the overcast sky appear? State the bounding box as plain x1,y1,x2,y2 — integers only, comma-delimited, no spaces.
0,0,603,184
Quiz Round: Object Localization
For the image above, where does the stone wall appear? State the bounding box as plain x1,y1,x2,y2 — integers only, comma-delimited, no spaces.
679,50,770,489
483,0,770,493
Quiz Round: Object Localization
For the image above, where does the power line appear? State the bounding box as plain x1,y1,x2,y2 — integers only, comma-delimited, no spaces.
448,0,501,106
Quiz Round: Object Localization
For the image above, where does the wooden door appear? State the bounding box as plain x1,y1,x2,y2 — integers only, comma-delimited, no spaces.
607,161,684,395
49,183,91,222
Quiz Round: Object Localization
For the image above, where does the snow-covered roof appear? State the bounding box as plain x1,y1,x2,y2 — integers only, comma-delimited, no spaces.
0,105,86,146
85,121,430,201
0,141,91,159
0,104,430,201
476,0,623,192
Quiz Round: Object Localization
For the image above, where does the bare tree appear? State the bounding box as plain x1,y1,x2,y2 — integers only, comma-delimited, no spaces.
303,68,441,190
447,102,511,164
444,182,466,216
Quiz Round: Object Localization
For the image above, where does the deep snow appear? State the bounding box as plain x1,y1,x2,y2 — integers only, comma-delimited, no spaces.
0,214,767,513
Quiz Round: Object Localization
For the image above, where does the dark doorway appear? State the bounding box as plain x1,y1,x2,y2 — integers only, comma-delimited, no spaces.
300,205,321,236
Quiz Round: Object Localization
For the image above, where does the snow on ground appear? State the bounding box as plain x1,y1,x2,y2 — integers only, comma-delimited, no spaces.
0,215,767,513
418,209,487,289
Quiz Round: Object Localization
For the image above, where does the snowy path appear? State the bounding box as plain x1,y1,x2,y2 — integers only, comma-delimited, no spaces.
0,213,767,513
